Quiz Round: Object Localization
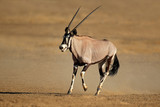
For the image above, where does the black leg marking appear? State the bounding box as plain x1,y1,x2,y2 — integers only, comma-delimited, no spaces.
99,67,104,78
67,64,78,94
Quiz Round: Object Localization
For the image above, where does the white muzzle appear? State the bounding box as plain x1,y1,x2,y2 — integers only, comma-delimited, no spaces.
59,44,68,52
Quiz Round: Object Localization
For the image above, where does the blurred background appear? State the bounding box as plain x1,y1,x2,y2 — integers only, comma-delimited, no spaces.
0,0,160,94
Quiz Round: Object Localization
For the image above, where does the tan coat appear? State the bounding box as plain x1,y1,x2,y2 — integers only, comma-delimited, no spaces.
71,36,117,64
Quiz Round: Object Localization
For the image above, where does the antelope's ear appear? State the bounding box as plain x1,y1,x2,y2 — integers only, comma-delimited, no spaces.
70,29,77,36
65,27,69,33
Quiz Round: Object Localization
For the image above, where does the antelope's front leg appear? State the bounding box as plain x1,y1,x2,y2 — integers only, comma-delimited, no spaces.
67,64,78,94
80,64,89,91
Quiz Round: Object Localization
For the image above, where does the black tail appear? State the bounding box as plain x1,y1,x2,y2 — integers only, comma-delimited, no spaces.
108,54,120,76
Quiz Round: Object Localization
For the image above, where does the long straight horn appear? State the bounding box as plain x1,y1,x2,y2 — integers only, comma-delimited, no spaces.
71,6,101,32
67,7,80,30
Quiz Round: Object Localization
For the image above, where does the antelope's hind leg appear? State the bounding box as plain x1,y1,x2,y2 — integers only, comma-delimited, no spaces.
67,64,78,94
80,64,90,91
95,56,113,96
95,60,107,96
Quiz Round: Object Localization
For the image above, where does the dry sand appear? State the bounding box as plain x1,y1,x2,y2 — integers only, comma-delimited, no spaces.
0,0,160,106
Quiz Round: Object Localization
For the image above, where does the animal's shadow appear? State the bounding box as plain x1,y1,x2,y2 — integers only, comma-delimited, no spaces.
0,92,67,96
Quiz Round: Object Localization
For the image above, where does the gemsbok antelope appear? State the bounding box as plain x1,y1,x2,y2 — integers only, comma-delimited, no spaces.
59,6,120,95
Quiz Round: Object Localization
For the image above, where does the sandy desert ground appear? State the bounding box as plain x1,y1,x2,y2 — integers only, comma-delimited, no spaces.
0,0,160,106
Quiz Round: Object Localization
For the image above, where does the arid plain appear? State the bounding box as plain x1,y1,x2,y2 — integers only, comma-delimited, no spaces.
0,0,160,106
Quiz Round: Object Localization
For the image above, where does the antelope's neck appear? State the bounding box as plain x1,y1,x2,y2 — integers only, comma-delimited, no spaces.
70,36,81,58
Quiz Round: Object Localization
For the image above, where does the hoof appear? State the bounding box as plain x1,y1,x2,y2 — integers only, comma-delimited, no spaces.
67,90,72,95
84,87,87,91
95,92,99,96
95,91,100,96
83,85,88,91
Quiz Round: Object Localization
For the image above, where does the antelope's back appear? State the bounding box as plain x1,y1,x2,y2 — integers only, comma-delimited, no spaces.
88,38,117,63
